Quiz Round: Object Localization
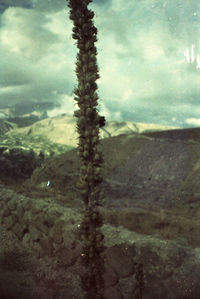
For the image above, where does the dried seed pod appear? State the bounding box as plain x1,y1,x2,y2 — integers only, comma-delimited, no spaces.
96,233,104,242
94,153,100,161
78,17,84,26
83,150,89,158
91,73,98,81
83,95,90,101
92,128,98,136
90,47,97,55
90,54,96,61
82,65,87,73
88,61,95,70
75,60,82,68
91,35,98,43
72,27,79,34
73,88,80,96
93,92,98,100
80,165,87,172
85,40,92,50
75,10,82,18
91,27,97,35
85,82,91,90
74,110,81,117
80,189,89,196
84,143,90,152
72,33,80,40
94,167,101,176
82,54,88,63
87,164,93,175
76,180,87,189
91,82,97,90
82,23,92,32
86,107,93,117
92,136,98,144
69,14,75,21
86,11,94,19
85,131,91,138
79,116,85,123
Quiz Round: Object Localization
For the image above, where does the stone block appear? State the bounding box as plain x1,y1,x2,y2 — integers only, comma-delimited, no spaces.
12,222,26,240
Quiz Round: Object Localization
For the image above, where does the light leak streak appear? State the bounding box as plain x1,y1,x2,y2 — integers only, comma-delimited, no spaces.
184,48,190,63
184,44,200,69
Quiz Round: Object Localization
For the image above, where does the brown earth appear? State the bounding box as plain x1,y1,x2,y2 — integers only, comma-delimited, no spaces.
2,129,200,249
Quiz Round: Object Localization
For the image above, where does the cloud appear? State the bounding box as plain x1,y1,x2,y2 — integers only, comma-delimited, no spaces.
0,7,60,61
186,118,200,126
0,0,30,5
31,0,65,13
31,0,110,13
0,0,32,13
0,0,200,127
0,7,72,105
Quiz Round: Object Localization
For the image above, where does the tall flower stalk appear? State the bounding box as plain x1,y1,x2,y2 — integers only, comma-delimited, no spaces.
67,0,106,298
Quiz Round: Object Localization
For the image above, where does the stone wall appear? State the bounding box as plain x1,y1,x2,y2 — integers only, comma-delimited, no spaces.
0,187,81,260
0,186,135,298
0,185,200,299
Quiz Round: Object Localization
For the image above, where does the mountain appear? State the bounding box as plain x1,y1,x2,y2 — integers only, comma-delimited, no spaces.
2,111,200,210
1,113,180,149
0,113,180,189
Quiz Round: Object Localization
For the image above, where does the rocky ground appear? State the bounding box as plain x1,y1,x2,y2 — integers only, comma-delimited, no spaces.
1,116,200,298
1,179,200,299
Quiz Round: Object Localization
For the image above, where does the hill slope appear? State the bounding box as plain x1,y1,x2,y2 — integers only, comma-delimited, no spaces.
26,131,200,211
142,127,200,143
3,114,180,148
1,115,198,212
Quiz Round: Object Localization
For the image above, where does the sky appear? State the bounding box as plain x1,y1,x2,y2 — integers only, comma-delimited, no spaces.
0,0,200,128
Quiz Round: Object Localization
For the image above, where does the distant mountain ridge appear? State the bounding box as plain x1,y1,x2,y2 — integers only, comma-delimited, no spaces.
2,113,181,148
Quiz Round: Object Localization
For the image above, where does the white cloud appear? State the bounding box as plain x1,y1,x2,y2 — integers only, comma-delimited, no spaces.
185,118,200,126
31,0,66,13
46,94,75,118
111,0,133,12
0,7,59,61
0,85,26,94
0,0,200,127
0,6,75,105
98,101,123,121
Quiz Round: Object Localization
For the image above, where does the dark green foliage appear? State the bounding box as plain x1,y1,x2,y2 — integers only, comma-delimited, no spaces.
0,147,43,181
7,115,40,127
